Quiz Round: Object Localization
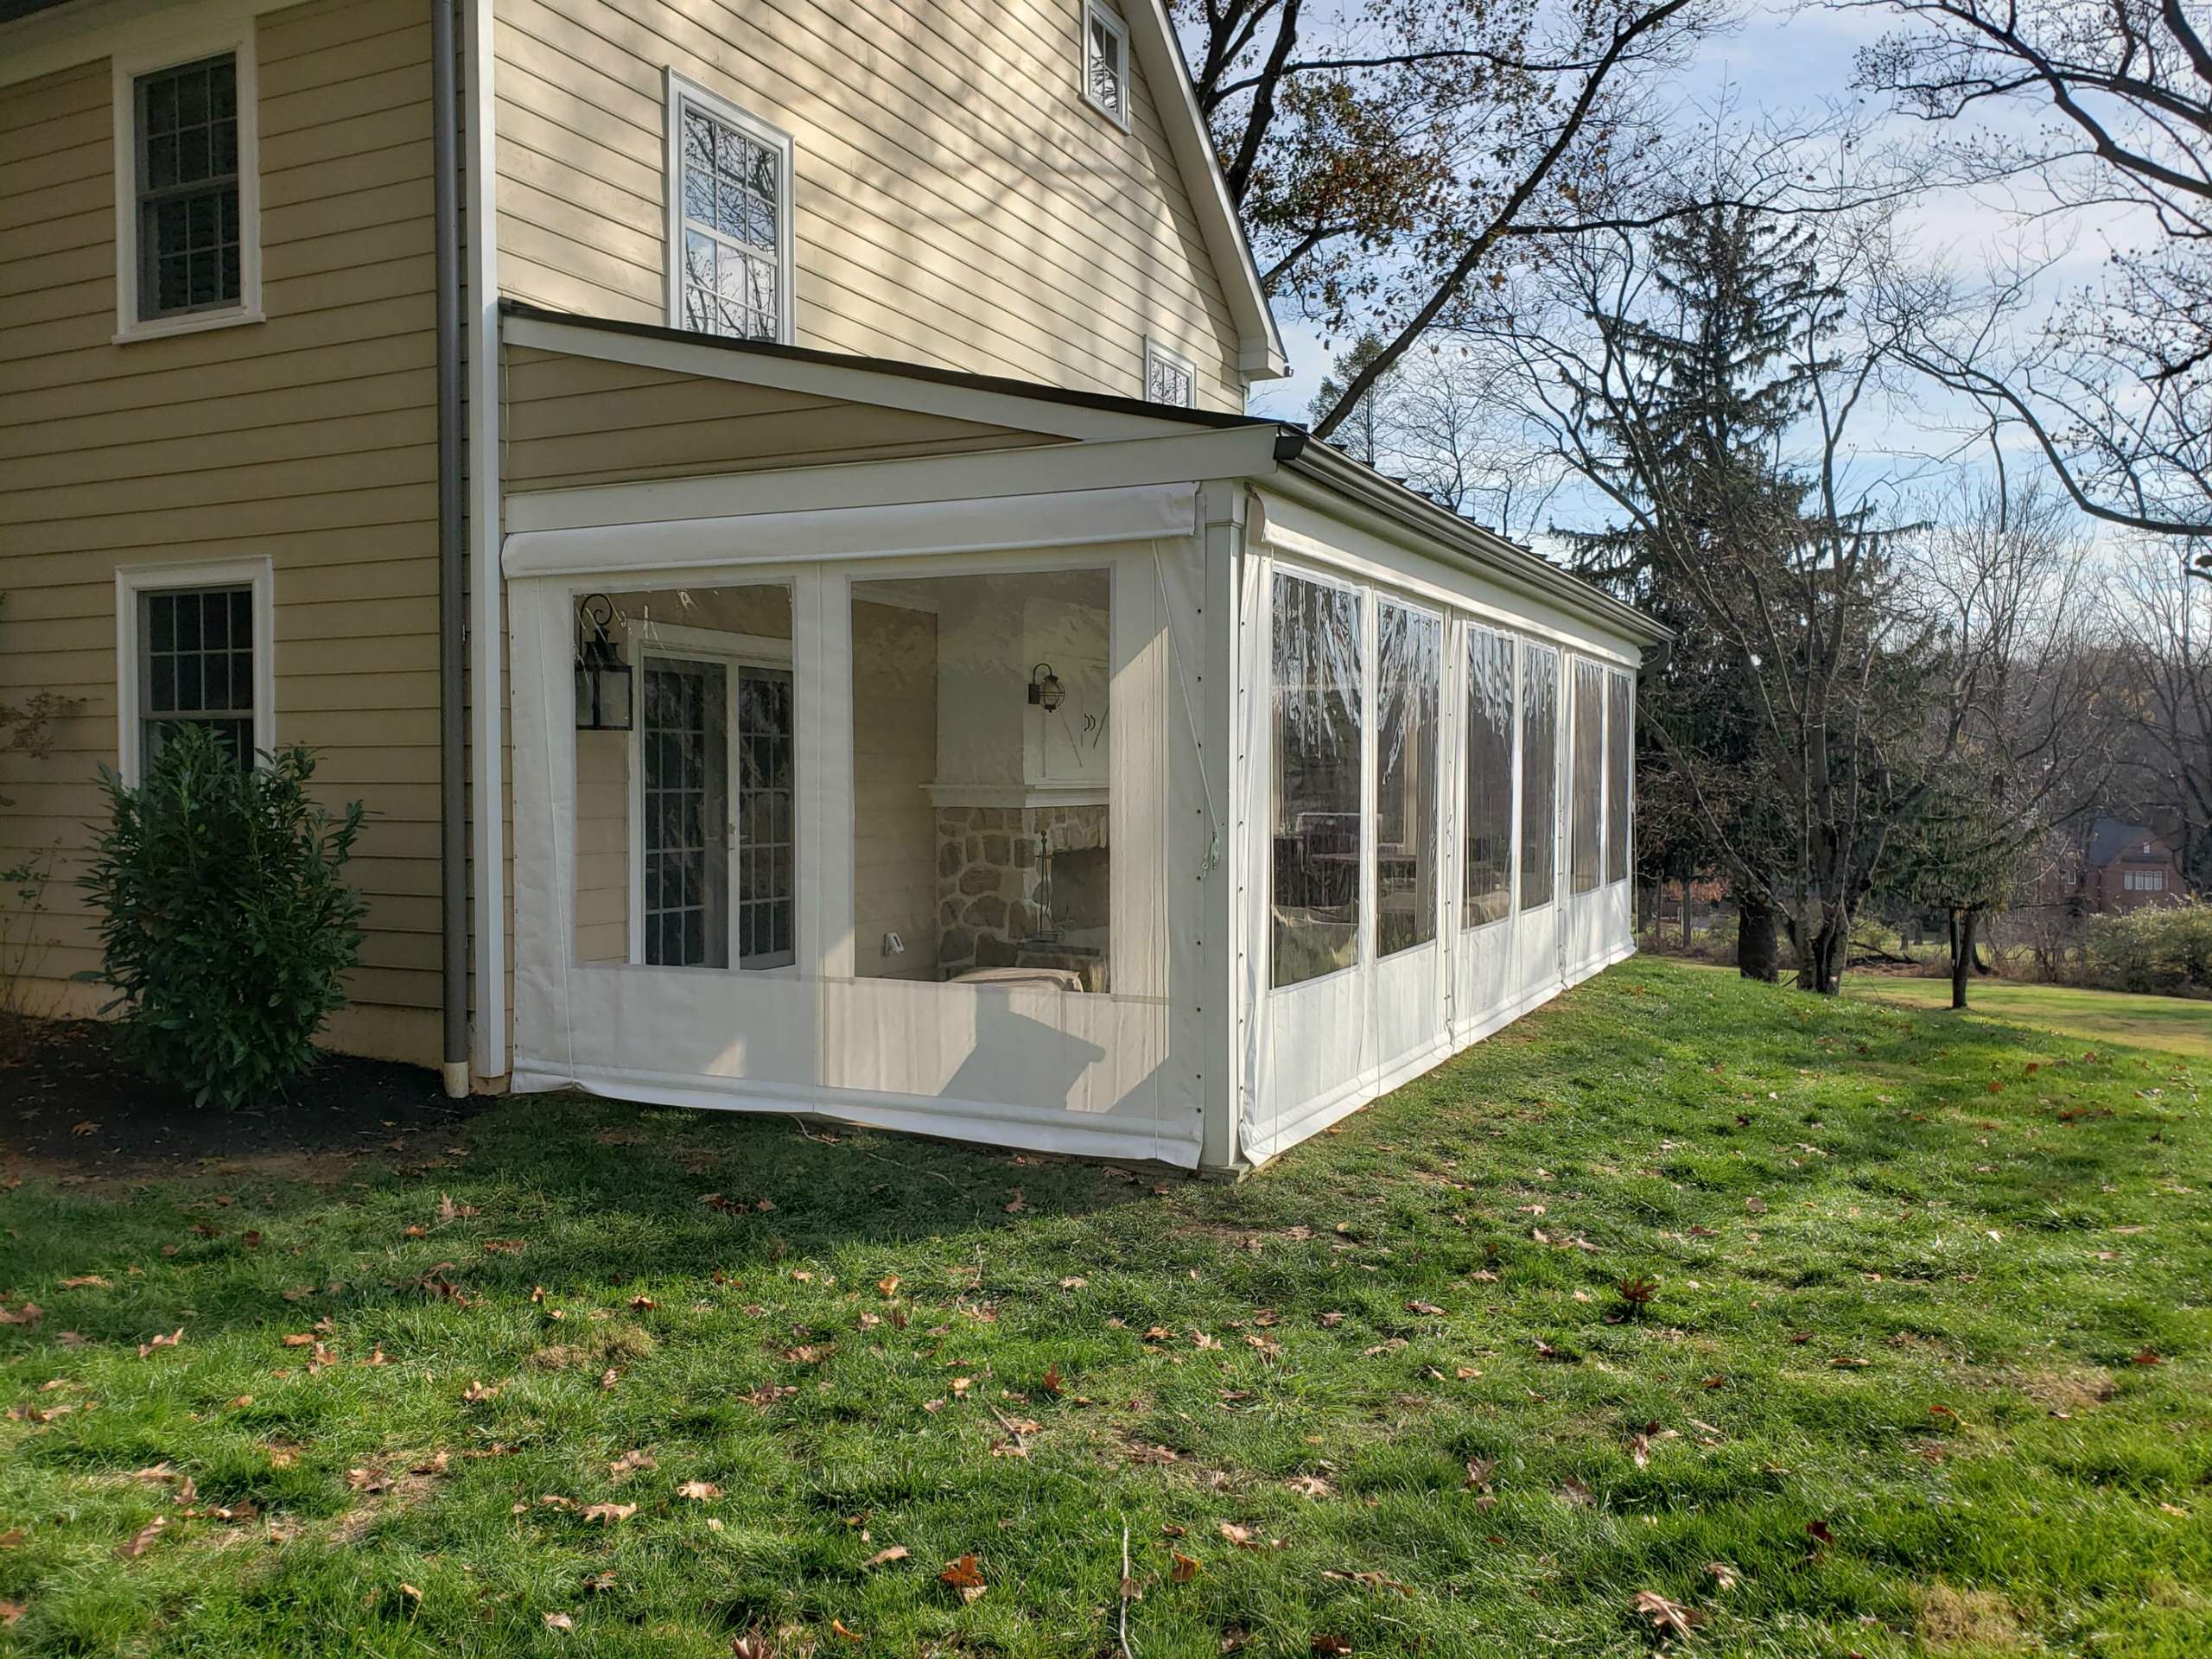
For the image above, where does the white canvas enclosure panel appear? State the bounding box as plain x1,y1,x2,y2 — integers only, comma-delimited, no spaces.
507,481,1216,1167
1235,488,1639,1166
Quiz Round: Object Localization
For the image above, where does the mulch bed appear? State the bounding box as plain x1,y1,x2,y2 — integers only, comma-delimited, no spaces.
0,1018,487,1178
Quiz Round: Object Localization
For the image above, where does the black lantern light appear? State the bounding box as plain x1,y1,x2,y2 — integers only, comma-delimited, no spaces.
575,594,632,731
1027,662,1065,712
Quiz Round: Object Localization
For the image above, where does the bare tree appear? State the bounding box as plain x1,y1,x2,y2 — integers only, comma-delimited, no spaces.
2111,534,2212,885
1174,0,1739,433
1845,0,2212,566
1891,476,2116,1007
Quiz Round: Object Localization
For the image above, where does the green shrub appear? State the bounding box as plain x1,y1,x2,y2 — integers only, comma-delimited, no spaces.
2080,899,2212,995
81,724,366,1109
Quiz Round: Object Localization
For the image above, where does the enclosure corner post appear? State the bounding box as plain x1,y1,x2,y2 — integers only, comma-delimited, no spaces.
1197,480,1248,1175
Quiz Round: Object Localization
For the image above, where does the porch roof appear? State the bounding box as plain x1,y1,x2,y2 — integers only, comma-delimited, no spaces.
498,302,1667,649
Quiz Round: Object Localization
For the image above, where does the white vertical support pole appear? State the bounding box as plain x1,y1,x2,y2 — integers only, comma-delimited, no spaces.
1197,480,1243,1173
463,0,506,1084
804,568,854,987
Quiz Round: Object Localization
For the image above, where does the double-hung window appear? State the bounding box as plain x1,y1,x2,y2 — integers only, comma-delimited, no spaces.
1083,2,1131,127
117,560,274,785
665,73,793,344
114,37,260,338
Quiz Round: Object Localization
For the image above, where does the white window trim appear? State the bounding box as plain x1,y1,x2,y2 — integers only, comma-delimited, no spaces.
620,619,797,972
115,556,276,786
1143,336,1198,407
111,24,263,344
1081,0,1132,130
662,67,796,347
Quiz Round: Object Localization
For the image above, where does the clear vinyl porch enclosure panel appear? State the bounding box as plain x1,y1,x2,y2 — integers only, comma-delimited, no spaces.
507,497,1210,1169
1239,521,1637,1165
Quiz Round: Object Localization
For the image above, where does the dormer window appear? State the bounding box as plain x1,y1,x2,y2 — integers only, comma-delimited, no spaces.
1083,2,1131,129
664,72,793,344
1145,339,1196,407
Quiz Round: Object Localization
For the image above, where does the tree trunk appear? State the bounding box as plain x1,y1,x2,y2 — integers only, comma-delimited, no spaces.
1680,880,1694,950
1737,894,1778,982
1799,916,1847,995
1951,908,1978,1009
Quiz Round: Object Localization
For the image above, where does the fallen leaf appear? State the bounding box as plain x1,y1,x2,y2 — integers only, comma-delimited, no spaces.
1554,1477,1594,1507
1628,1433,1651,1469
1630,1589,1700,1637
608,1449,657,1481
59,1274,109,1289
582,1503,636,1524
116,1516,168,1560
1171,1552,1201,1583
1287,1473,1335,1499
938,1554,986,1603
1704,1561,1739,1591
0,1600,23,1626
677,1480,723,1500
281,1333,316,1348
830,1618,863,1642
729,1637,775,1659
462,1380,499,1402
861,1546,908,1569
543,1611,575,1631
1311,1637,1352,1656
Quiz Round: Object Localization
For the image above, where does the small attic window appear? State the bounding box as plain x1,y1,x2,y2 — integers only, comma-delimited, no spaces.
1083,2,1130,129
1144,338,1196,407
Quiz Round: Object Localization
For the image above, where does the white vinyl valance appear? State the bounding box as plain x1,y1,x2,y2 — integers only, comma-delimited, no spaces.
502,482,1201,579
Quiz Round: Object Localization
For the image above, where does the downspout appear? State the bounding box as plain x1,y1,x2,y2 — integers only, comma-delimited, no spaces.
432,0,469,1099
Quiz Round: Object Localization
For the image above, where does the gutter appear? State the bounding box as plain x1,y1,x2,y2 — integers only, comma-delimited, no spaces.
431,0,468,1099
1271,430,1670,649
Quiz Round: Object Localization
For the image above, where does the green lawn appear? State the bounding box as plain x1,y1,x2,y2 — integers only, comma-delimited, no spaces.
2,958,2207,1656
1844,974,2212,1062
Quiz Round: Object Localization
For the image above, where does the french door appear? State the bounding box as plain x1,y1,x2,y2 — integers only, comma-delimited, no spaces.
636,656,795,970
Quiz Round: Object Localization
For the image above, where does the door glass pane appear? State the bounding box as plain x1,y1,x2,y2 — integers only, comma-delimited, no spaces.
1464,626,1515,925
1570,658,1605,894
1520,641,1559,910
849,569,1113,992
1376,602,1439,957
569,584,793,969
1271,572,1362,987
639,658,729,969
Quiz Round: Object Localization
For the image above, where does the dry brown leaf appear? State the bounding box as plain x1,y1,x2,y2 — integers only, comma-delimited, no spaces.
830,1618,863,1641
861,1545,909,1569
280,1333,315,1347
1555,1477,1594,1507
0,1600,24,1626
582,1502,636,1524
59,1274,109,1289
462,1380,499,1402
1629,1589,1701,1638
938,1554,987,1603
1286,1474,1336,1499
116,1516,167,1560
677,1480,723,1500
0,1529,22,1550
1311,1637,1352,1656
1171,1551,1201,1583
729,1636,775,1659
543,1611,575,1630
608,1449,657,1481
1629,1433,1651,1469
1704,1561,1739,1591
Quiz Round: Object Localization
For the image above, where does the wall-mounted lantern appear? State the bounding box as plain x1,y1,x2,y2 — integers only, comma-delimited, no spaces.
1027,662,1065,712
575,594,632,731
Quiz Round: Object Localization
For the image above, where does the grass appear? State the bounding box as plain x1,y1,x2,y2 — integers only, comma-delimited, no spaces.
1843,975,2212,1062
1,957,2206,1656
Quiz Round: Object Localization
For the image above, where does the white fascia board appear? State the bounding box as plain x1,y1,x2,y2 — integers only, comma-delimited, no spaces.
502,313,1194,443
1121,0,1288,382
465,0,506,1082
503,423,1284,534
504,480,1202,581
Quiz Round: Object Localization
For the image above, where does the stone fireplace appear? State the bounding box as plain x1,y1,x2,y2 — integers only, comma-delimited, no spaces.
935,799,1109,986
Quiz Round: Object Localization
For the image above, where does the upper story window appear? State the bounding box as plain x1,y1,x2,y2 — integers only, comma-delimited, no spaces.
1083,2,1131,128
664,72,794,345
112,34,261,341
1144,339,1195,406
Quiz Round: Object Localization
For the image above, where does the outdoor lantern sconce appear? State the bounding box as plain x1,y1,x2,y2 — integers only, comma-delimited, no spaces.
575,593,633,731
1027,662,1065,712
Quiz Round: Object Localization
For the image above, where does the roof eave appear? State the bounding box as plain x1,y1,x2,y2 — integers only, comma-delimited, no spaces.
1122,0,1290,385
1272,432,1670,649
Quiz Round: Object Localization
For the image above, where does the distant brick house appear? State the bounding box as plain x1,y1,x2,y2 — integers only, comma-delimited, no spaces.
2075,820,2189,913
